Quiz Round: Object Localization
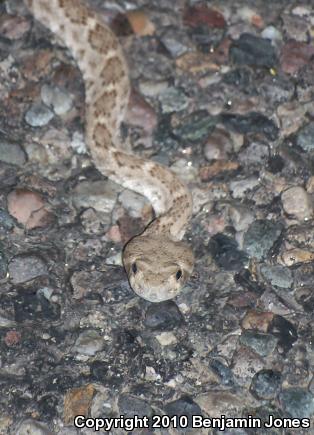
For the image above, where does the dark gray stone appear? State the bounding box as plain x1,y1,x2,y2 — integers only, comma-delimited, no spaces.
279,388,314,418
229,33,278,67
240,331,278,357
260,264,293,289
144,301,183,330
250,369,281,399
243,220,283,260
172,110,216,143
296,122,314,152
220,112,279,141
25,103,54,127
8,254,48,284
118,394,154,418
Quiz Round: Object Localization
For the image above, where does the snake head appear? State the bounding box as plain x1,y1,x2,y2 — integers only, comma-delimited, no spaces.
122,234,194,302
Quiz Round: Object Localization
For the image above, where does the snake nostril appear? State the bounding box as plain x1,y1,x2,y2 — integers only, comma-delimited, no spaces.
176,269,182,280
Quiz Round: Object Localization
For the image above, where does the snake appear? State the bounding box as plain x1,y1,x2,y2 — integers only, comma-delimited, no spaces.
23,0,194,302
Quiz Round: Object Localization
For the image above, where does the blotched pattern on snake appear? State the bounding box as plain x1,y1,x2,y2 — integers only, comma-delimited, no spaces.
24,0,194,302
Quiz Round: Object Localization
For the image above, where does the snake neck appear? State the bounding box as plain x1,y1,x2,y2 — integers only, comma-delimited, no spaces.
24,0,192,240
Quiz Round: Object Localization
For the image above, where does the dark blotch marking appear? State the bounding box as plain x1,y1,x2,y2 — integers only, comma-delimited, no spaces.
100,56,125,86
88,23,118,54
93,89,117,117
59,0,89,24
92,123,112,149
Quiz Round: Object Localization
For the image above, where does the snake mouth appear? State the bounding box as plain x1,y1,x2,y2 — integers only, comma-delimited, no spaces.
132,284,181,303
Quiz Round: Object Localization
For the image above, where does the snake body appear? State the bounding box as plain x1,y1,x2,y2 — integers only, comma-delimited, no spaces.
24,0,194,302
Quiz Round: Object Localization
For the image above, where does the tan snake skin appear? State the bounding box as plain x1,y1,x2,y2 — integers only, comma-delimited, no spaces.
24,0,194,302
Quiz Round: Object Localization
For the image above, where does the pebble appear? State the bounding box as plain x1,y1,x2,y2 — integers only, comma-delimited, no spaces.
292,5,312,16
7,189,53,229
4,330,21,346
229,33,278,67
71,131,86,154
209,359,234,387
250,369,281,400
0,209,15,231
170,158,198,183
286,223,314,250
138,79,169,98
74,330,105,356
294,263,314,288
90,360,110,383
126,10,155,36
172,110,216,143
160,28,191,57
228,204,254,232
243,219,283,260
238,141,269,166
295,287,314,313
0,252,7,280
144,301,183,330
296,122,314,152
280,248,314,266
34,128,73,168
259,264,293,289
8,254,48,284
24,102,54,127
307,177,314,194
14,291,60,322
196,390,257,418
231,347,265,386
199,160,239,181
64,384,95,424
260,74,295,106
281,186,313,221
126,89,157,132
183,4,226,29
0,138,26,166
16,419,53,435
277,101,307,137
118,394,153,418
235,7,264,28
204,127,233,160
0,417,12,435
72,180,120,214
210,233,249,270
223,66,251,87
175,50,220,76
282,13,310,42
220,112,279,141
267,315,297,354
261,26,282,43
41,84,73,115
279,388,314,418
229,176,259,199
80,208,111,234
119,189,149,219
158,87,189,114
280,41,314,76
155,331,177,346
239,331,278,357
0,14,31,40
164,396,202,426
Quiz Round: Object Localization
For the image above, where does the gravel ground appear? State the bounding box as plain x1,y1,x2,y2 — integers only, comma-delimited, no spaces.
1,0,314,433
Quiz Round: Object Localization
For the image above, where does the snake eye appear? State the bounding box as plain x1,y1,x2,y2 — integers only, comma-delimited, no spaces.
176,269,182,280
131,262,137,274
